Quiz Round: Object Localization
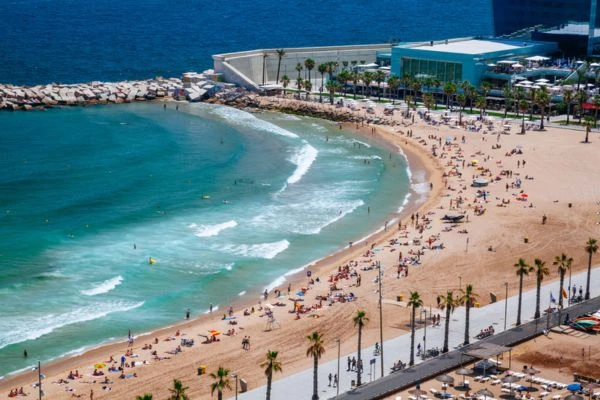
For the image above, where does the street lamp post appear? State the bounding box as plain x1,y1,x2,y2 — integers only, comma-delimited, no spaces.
423,309,427,360
336,339,341,396
232,373,238,400
459,275,462,291
568,267,572,307
504,282,508,331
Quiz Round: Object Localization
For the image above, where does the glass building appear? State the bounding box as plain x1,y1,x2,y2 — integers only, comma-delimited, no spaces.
492,0,599,36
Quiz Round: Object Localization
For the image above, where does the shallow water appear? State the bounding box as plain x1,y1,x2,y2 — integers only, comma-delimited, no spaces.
0,102,412,376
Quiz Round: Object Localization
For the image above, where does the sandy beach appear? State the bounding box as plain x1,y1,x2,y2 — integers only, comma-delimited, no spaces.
2,95,600,400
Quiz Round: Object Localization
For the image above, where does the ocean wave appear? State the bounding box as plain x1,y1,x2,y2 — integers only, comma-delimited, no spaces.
193,220,238,238
81,275,123,296
217,239,290,259
0,301,144,350
353,140,371,148
210,105,299,138
294,199,364,235
265,276,286,293
348,155,383,160
287,143,318,185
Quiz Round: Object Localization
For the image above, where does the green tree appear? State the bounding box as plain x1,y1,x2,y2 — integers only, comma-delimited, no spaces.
411,79,422,103
457,93,467,125
260,350,282,400
306,332,325,400
401,74,412,100
562,88,573,125
337,70,351,98
553,253,573,309
325,80,340,105
353,310,369,386
374,70,386,100
433,79,442,108
533,259,550,319
318,63,328,102
362,71,374,97
437,290,458,353
528,88,537,121
593,95,600,127
577,89,588,124
169,379,189,400
475,96,487,118
515,258,533,326
458,284,479,345
275,49,286,83
407,291,423,366
296,78,303,98
281,75,290,97
584,116,594,142
304,79,312,100
585,238,598,299
209,367,232,400
423,93,435,112
351,71,361,100
304,58,315,84
536,87,550,130
515,87,525,117
503,86,514,118
136,395,153,400
443,82,457,109
387,75,400,104
295,63,303,83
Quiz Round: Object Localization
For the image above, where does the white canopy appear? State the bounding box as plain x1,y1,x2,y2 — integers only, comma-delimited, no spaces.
525,56,550,62
512,63,525,68
497,60,517,65
535,78,549,83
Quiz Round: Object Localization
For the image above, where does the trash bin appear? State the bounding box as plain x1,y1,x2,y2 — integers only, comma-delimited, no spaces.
198,365,207,375
397,294,403,302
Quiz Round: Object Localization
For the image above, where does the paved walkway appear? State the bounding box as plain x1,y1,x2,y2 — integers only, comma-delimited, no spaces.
234,267,600,400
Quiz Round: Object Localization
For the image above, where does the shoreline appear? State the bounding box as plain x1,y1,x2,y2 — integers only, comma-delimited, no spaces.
0,98,442,389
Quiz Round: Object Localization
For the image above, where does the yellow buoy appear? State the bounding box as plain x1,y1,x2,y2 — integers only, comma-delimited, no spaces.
148,257,156,265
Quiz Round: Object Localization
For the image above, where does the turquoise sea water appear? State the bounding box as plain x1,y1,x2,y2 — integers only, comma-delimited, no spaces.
0,102,413,377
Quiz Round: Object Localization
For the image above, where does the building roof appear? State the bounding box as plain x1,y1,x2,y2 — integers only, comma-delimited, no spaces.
544,22,600,37
412,39,523,55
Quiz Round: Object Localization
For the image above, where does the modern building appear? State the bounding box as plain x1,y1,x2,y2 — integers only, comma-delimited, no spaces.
390,38,558,87
532,22,600,56
492,0,599,36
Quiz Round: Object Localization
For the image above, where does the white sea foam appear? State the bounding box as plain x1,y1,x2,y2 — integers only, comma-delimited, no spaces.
238,291,246,296
348,155,383,160
217,240,290,259
0,301,144,350
265,276,286,292
353,140,371,148
204,305,219,314
210,106,299,138
287,143,318,185
193,220,238,237
80,275,123,296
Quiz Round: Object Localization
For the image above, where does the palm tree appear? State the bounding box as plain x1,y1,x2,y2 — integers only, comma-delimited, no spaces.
528,87,537,121
423,93,435,112
295,63,303,84
318,63,328,101
584,116,594,143
262,52,269,86
433,79,442,108
275,49,286,84
411,80,422,103
351,71,361,100
503,86,514,118
533,259,550,319
515,87,525,117
387,75,400,104
281,75,290,97
401,74,411,100
362,71,374,97
577,89,588,124
407,291,423,365
437,290,458,353
296,78,303,98
553,253,573,309
475,96,487,118
169,379,189,400
593,95,600,127
536,87,550,130
304,58,315,85
260,350,282,400
443,82,456,109
306,332,325,400
458,284,479,345
563,88,574,125
209,367,232,400
325,80,340,105
374,70,386,100
515,258,533,326
585,238,598,300
136,395,153,400
353,310,369,386
337,70,351,98
457,93,467,124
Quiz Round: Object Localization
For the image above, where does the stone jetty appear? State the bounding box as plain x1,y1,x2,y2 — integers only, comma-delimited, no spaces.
0,70,230,111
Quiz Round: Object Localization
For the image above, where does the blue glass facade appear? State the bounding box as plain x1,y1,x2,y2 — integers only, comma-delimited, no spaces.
492,0,599,35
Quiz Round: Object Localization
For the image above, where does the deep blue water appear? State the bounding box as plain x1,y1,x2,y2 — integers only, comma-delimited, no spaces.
0,0,493,86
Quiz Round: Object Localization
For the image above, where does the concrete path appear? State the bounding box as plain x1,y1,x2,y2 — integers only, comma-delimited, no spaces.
233,267,600,400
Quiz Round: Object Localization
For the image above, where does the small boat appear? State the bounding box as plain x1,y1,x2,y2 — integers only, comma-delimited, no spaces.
148,257,156,265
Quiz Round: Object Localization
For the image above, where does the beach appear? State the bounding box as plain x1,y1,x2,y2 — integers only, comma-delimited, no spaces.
2,95,600,400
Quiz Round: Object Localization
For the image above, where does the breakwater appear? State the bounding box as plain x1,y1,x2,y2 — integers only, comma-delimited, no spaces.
0,71,227,110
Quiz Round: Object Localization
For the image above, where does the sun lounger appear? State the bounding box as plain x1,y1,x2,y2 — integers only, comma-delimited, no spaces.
539,392,549,397
409,396,417,400
475,376,483,382
551,395,561,400
502,389,512,394
492,379,502,385
431,389,439,396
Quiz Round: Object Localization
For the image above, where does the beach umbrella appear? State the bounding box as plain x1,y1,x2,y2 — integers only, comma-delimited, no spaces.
565,395,584,400
568,383,583,392
502,374,520,396
94,363,106,369
477,388,495,400
456,367,472,387
209,330,221,336
409,388,428,397
436,374,455,384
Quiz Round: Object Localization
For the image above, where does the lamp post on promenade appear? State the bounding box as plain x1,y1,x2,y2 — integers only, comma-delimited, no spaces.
504,282,508,331
423,309,427,360
232,373,238,400
336,339,341,396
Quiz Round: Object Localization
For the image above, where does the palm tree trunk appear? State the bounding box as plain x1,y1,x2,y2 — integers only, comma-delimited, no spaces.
464,303,471,345
218,391,223,400
585,126,590,143
540,109,545,130
534,278,541,319
566,104,570,125
312,357,319,400
266,372,272,400
276,59,282,84
442,307,450,353
517,275,523,326
586,253,592,300
410,306,416,366
558,271,565,309
356,326,362,386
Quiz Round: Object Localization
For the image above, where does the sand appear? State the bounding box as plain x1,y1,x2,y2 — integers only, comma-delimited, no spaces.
2,96,600,400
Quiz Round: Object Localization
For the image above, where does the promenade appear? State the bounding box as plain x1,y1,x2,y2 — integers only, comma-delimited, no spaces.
235,267,600,400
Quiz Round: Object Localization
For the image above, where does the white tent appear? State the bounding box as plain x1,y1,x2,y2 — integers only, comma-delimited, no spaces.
525,56,550,62
535,78,549,83
497,60,517,64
